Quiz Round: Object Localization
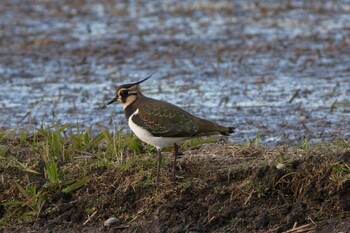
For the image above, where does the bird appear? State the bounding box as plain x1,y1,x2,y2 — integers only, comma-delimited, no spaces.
107,73,234,184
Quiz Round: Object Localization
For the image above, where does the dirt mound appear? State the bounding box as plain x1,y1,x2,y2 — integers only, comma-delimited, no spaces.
1,137,350,232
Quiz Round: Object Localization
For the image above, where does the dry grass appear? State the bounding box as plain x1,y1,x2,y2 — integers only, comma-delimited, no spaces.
0,126,349,232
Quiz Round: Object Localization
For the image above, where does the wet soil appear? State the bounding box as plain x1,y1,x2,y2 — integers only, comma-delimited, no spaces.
0,0,350,145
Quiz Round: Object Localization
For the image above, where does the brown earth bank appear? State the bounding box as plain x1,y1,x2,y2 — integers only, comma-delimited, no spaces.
1,0,350,145
1,135,350,233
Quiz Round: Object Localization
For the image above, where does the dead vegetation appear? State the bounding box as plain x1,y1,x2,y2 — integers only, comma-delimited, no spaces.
0,126,349,232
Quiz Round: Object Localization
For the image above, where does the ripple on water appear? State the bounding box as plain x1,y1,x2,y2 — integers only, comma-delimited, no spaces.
0,0,349,145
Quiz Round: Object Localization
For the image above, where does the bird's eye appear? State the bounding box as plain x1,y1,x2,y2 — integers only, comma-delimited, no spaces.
121,90,129,96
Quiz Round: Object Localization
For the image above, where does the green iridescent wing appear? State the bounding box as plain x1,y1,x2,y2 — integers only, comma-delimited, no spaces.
132,98,229,137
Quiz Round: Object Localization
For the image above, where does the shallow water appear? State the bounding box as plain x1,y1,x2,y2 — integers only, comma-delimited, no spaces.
0,0,349,145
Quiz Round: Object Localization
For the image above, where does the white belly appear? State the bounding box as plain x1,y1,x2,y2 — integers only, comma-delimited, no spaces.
128,109,187,150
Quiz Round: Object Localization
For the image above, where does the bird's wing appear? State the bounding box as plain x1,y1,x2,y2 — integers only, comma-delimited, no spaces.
132,100,200,137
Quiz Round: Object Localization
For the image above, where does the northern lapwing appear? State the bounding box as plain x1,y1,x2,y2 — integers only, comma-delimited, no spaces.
108,74,234,183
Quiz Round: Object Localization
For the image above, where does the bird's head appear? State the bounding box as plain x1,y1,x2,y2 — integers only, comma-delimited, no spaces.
107,72,153,109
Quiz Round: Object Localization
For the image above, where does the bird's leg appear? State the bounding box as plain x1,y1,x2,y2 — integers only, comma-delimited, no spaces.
156,149,162,185
172,143,179,180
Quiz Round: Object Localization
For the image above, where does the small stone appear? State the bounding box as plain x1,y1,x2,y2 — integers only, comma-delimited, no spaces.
104,217,119,227
276,163,286,170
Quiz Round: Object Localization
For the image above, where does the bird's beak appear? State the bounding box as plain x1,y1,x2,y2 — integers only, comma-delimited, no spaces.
107,97,118,105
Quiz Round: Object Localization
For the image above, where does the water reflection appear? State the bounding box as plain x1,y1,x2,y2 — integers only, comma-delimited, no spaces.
0,0,349,145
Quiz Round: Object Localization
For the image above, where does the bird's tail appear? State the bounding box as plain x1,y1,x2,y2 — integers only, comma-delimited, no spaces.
220,127,235,136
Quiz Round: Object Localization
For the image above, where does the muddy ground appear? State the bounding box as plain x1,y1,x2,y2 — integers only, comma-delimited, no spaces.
1,0,350,232
1,135,350,232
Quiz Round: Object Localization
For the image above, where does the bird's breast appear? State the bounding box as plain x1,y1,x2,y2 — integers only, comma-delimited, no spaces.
128,109,187,149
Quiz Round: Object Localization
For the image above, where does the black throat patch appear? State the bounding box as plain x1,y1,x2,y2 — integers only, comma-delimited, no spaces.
124,102,137,120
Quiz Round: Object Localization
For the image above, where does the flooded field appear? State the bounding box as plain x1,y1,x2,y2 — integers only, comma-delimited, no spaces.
0,0,349,145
